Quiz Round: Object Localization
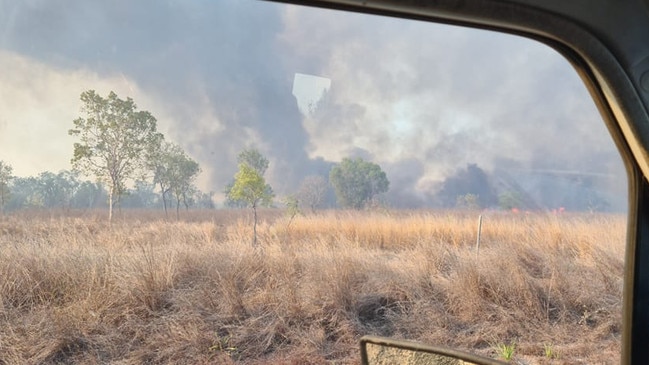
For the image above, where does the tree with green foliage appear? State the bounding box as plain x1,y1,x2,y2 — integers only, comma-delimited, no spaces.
152,141,201,218
168,152,201,219
0,160,13,214
224,148,269,208
329,157,389,209
228,163,274,245
69,90,163,222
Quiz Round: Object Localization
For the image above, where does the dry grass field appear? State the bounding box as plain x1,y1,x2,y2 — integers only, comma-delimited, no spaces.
0,209,625,364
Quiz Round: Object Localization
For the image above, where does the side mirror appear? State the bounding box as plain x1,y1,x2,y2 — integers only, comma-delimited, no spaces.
360,335,507,365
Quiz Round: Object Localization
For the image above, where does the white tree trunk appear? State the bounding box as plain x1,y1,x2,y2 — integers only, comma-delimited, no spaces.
108,186,114,223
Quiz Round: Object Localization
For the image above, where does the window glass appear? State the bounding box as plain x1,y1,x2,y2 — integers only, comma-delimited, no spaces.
0,1,626,363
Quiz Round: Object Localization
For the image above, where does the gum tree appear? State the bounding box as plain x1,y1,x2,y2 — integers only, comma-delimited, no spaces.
224,148,269,208
228,162,274,245
69,90,162,222
329,157,389,209
152,142,201,219
169,151,201,216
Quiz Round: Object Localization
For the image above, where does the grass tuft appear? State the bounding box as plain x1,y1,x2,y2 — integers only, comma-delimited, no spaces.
0,210,625,363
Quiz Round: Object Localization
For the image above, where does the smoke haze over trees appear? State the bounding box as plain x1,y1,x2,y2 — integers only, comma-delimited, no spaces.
1,169,214,213
0,0,627,212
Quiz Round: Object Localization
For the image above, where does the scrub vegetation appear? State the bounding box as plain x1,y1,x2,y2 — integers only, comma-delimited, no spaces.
0,210,624,364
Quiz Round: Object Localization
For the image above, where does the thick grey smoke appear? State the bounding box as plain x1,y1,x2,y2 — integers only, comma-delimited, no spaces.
0,0,627,210
279,5,627,210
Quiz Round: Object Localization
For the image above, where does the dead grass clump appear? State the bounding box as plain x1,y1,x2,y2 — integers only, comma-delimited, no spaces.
0,210,625,364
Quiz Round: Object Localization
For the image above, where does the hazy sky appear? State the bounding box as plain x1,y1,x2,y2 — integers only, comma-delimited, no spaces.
0,0,626,208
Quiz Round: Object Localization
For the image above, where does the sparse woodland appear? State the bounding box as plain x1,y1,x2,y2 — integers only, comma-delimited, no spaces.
0,210,624,364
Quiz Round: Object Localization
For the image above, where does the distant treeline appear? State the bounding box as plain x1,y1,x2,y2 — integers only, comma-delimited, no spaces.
3,169,214,212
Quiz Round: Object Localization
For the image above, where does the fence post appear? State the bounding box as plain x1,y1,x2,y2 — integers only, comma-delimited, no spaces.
475,214,483,257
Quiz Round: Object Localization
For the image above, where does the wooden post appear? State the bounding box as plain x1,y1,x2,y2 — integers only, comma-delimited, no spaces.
475,214,483,257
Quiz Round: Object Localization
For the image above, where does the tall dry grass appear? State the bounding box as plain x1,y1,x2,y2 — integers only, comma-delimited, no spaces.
0,210,625,364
